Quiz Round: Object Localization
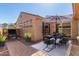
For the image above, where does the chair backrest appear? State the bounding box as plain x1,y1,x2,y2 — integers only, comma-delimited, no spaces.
43,37,55,45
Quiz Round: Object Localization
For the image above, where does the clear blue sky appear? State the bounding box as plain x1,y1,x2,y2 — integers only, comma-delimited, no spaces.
0,3,73,24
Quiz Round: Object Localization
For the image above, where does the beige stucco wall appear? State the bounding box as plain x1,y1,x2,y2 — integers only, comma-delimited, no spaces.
32,17,43,42
50,22,56,34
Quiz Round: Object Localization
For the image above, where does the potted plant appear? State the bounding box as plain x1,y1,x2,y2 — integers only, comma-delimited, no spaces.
24,32,32,42
0,35,7,47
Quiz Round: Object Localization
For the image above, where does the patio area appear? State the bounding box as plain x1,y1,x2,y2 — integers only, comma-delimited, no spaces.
0,40,49,56
0,40,69,56
32,41,68,56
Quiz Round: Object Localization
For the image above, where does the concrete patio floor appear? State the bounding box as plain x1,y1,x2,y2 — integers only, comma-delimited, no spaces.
6,40,38,56
31,41,68,56
0,46,9,56
0,40,49,56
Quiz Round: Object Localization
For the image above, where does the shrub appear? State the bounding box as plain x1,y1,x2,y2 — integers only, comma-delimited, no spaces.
24,32,32,42
0,35,7,42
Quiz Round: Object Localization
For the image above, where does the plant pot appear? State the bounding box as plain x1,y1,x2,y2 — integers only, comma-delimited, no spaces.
0,42,5,47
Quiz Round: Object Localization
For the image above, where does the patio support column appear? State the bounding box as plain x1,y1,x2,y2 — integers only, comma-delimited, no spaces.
71,3,79,38
71,18,78,38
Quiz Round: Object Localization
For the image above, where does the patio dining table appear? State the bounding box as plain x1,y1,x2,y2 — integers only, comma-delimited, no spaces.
44,34,61,49
44,34,70,52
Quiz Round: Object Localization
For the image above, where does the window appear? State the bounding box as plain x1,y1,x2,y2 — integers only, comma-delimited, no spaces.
25,19,32,27
28,19,32,25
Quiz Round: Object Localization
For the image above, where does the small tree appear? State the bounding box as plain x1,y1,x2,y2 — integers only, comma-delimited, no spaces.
24,32,32,42
1,23,8,29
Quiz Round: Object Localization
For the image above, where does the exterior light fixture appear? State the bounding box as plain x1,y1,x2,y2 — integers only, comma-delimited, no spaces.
77,36,79,42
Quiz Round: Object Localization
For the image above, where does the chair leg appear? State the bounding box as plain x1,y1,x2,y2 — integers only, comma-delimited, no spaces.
46,45,55,52
43,45,51,52
43,44,56,52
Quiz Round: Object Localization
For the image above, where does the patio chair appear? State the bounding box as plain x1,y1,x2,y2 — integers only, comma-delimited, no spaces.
59,36,69,46
43,36,55,52
43,32,60,48
52,33,68,47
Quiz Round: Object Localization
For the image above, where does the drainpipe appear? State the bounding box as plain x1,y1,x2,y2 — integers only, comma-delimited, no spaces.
55,16,58,33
